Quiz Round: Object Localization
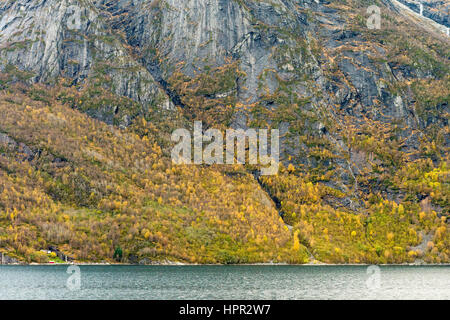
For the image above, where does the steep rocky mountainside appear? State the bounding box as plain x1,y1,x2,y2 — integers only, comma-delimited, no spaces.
0,0,448,264
397,0,449,27
0,0,173,126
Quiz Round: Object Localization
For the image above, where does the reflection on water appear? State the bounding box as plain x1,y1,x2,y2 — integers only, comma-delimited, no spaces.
0,265,449,300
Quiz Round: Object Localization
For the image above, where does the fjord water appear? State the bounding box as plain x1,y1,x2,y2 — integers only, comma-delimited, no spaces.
1,265,449,300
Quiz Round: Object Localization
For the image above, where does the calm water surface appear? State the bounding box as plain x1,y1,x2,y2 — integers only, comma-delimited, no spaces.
0,265,449,300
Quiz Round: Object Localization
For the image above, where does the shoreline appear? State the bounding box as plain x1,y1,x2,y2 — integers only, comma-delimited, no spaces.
2,262,449,267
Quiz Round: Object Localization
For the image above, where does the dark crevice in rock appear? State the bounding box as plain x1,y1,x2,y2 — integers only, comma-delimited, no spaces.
143,58,186,109
251,170,285,220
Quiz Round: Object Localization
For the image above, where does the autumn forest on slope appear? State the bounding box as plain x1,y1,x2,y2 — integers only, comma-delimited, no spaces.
0,0,448,264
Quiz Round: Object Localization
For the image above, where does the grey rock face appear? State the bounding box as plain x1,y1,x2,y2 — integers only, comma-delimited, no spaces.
93,0,319,106
0,0,172,122
397,0,449,27
0,0,447,194
1,0,435,129
0,132,17,149
0,132,36,161
0,252,21,264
